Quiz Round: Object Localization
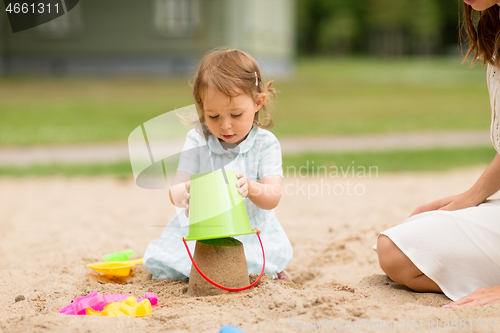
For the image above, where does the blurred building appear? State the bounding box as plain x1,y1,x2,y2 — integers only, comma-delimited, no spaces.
0,0,295,76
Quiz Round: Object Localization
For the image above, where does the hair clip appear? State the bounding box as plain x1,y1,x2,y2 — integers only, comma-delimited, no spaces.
254,72,258,86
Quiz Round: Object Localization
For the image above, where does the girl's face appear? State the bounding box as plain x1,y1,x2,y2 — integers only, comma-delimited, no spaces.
464,0,500,11
203,87,264,145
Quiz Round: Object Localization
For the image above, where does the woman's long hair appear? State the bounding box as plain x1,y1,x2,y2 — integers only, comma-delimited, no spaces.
462,4,500,66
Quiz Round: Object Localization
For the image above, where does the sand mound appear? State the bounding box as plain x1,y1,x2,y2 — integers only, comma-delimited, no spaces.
1,169,499,332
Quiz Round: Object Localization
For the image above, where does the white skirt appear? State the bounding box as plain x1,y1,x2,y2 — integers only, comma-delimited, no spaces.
380,199,500,301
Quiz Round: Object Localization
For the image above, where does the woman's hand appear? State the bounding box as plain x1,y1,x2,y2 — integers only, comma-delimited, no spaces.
410,192,481,217
411,154,500,217
236,172,250,198
182,182,190,217
443,286,500,308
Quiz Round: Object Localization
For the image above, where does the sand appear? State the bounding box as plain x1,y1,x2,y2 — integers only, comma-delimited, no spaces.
1,168,500,333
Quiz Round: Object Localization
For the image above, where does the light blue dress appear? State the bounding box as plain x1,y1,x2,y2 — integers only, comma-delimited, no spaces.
143,126,293,279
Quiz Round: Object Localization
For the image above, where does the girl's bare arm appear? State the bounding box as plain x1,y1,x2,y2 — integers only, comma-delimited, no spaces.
246,175,282,210
169,170,191,208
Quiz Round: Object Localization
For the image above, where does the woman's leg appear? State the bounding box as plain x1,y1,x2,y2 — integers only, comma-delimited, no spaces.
377,235,442,293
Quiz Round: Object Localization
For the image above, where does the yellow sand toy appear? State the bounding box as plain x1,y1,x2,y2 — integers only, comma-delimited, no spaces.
86,258,143,277
86,296,152,317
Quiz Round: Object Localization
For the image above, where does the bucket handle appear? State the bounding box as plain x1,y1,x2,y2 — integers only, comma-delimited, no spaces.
182,232,265,292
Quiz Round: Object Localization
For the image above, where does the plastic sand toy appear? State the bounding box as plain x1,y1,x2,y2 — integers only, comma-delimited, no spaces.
86,296,152,317
185,170,254,241
87,258,143,277
58,291,157,315
104,250,135,262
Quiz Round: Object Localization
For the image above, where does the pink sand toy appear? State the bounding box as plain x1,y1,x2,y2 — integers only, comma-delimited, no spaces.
58,291,157,315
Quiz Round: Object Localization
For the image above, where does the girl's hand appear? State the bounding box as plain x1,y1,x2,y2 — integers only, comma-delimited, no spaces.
236,172,250,198
182,182,191,217
443,286,500,308
409,192,481,217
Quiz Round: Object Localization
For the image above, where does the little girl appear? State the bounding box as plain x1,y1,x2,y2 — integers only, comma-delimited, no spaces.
143,48,293,281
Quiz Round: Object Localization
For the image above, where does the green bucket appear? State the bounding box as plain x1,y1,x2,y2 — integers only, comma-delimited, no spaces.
184,169,255,241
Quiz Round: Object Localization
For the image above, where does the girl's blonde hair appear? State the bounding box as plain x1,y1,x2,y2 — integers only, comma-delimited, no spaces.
461,4,500,66
192,48,277,137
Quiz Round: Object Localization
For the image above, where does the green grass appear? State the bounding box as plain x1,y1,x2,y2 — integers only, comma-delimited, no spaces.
0,162,134,177
282,146,496,175
0,146,495,177
275,57,490,136
0,57,491,146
